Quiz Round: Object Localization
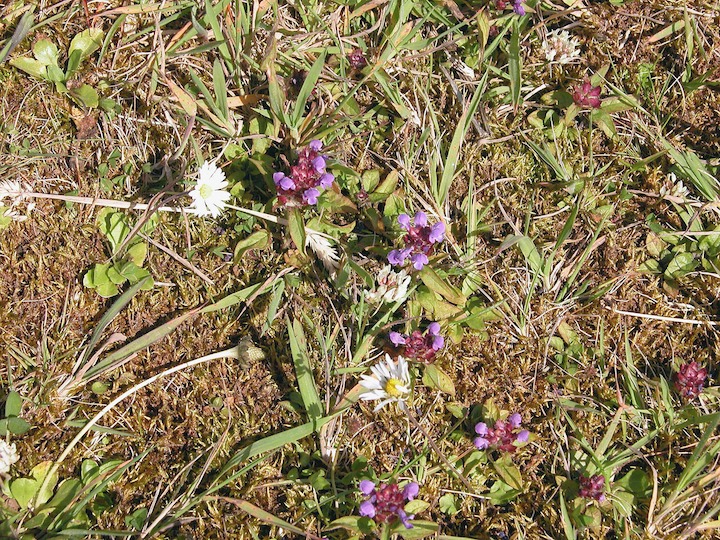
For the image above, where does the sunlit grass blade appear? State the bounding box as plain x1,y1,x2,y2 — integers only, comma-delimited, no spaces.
287,316,323,424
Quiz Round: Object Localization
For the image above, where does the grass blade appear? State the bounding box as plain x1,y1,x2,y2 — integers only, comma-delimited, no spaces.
287,316,323,424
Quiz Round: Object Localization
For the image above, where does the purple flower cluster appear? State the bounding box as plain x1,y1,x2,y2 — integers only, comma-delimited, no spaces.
675,361,708,399
273,140,334,206
358,480,419,529
389,322,444,363
496,0,525,15
579,474,606,502
474,413,529,453
347,48,367,69
573,80,602,109
388,212,445,271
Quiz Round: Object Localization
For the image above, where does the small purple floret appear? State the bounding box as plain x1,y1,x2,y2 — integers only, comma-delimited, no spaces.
398,214,411,229
389,332,406,346
403,482,419,500
359,480,376,495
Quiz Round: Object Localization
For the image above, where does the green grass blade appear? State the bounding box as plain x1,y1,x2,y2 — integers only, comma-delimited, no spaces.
291,50,326,129
287,316,323,424
509,20,522,109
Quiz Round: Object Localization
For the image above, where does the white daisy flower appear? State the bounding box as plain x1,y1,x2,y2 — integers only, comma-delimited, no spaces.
0,440,19,475
360,354,411,412
660,172,691,200
541,31,581,65
365,265,411,304
306,230,340,272
188,161,231,218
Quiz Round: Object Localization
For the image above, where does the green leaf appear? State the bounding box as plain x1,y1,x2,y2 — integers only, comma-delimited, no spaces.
107,264,126,285
509,22,522,109
96,281,120,298
68,28,103,60
328,516,375,534
422,364,455,395
126,242,147,266
404,499,430,515
664,251,697,279
9,57,48,80
81,460,100,485
389,519,438,539
287,317,322,424
291,50,326,128
116,261,151,285
32,39,59,67
233,230,270,261
5,390,22,417
287,208,306,255
31,461,59,506
98,210,131,254
48,478,83,509
438,493,459,515
492,456,523,490
2,416,31,435
125,507,148,530
69,84,99,108
616,468,651,496
11,478,39,509
418,267,466,305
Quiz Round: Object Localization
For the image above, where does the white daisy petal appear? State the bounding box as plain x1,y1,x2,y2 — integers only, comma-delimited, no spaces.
188,160,231,218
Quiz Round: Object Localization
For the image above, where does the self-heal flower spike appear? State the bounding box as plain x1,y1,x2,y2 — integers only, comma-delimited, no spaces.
359,355,411,411
573,79,602,109
388,212,445,271
388,323,444,363
675,361,708,399
189,161,231,218
358,480,419,529
474,413,529,453
274,140,335,207
579,474,606,502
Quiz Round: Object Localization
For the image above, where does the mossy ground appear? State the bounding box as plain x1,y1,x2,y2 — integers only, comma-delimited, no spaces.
1,0,719,538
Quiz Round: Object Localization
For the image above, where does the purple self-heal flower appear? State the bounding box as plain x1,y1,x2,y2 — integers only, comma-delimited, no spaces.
579,474,606,502
411,253,429,270
403,482,419,500
319,173,334,189
387,322,444,363
359,500,376,517
388,212,445,270
312,156,326,172
474,437,490,449
429,222,445,243
512,0,525,15
387,249,408,266
358,481,421,529
360,480,376,494
303,188,320,205
273,140,334,207
473,413,530,454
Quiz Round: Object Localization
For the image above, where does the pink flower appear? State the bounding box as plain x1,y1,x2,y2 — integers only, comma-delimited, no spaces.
473,413,529,453
573,79,602,109
358,481,419,529
388,212,445,270
675,361,708,399
579,474,606,502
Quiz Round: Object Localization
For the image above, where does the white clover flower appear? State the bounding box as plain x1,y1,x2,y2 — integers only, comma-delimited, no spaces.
660,172,691,200
360,354,411,412
541,31,581,65
188,161,231,218
306,231,340,272
0,440,19,475
365,265,411,304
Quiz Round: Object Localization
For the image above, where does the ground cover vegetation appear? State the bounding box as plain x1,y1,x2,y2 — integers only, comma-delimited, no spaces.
0,0,719,538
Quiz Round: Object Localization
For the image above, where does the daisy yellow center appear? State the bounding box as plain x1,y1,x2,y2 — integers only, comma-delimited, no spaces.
384,378,405,397
199,184,213,199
